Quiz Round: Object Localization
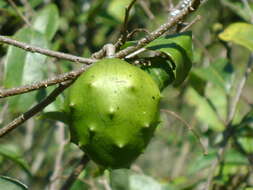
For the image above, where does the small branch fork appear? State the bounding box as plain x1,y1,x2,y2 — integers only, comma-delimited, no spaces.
0,0,202,139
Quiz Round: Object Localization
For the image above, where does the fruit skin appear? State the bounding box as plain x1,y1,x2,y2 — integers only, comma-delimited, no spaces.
68,58,161,169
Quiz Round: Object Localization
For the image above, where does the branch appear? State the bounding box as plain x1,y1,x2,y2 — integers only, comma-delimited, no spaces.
49,122,68,190
7,0,31,26
0,65,90,98
0,36,96,64
0,81,73,138
60,155,90,190
161,109,208,155
227,53,253,124
203,53,253,190
114,0,201,59
0,0,203,137
107,0,138,53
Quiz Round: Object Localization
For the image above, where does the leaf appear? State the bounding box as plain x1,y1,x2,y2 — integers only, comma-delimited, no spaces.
141,57,175,90
110,169,162,190
0,176,27,190
188,152,216,174
41,86,70,123
130,174,162,190
185,87,225,131
32,3,60,40
110,169,130,190
108,0,133,22
0,144,30,175
146,32,193,86
219,22,253,52
193,58,234,93
3,27,48,113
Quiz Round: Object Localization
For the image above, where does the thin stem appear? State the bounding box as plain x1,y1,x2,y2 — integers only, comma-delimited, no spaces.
60,155,90,190
161,109,208,155
49,122,68,190
0,0,203,138
114,0,201,59
114,0,138,50
0,36,96,64
0,81,73,138
180,15,201,32
0,65,90,98
7,0,31,26
203,53,253,190
227,54,253,124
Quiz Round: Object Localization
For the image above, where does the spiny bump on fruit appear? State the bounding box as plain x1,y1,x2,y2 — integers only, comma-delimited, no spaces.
116,142,125,148
143,123,150,128
68,58,161,169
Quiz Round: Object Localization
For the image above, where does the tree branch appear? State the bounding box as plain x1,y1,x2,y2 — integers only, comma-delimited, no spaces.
0,36,97,64
0,65,90,98
114,0,201,59
0,81,73,138
60,155,90,190
0,0,203,138
7,0,31,26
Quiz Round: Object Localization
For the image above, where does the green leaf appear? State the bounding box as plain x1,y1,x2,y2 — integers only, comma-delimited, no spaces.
0,144,30,175
130,174,162,190
41,86,70,123
219,22,253,52
32,3,59,40
0,176,27,190
108,0,133,22
40,111,70,124
110,169,162,190
188,152,216,174
193,58,234,93
185,87,225,131
3,27,49,113
110,169,130,190
146,32,193,86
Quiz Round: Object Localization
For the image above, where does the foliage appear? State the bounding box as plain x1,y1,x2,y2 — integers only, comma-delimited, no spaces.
0,0,253,189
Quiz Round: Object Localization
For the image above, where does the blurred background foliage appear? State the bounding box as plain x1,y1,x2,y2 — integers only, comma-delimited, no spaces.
0,0,253,189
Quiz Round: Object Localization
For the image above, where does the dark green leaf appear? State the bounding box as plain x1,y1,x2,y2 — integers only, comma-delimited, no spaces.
0,176,27,190
146,32,193,86
141,57,175,90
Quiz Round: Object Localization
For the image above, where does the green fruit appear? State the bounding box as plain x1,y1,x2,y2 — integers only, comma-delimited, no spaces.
68,58,161,169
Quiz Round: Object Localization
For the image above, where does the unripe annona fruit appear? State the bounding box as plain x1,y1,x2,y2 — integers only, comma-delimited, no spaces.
68,58,161,169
